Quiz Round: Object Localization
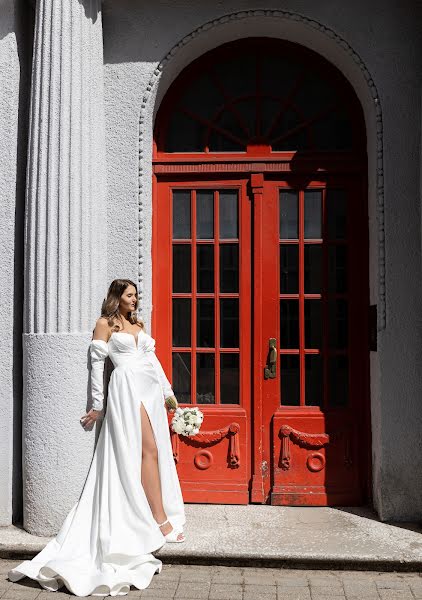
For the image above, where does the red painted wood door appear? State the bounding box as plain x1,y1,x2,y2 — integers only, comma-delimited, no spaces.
153,173,369,505
251,175,370,505
153,178,252,503
152,37,370,505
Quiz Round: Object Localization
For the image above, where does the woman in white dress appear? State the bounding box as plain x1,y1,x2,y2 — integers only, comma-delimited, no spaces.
8,278,186,596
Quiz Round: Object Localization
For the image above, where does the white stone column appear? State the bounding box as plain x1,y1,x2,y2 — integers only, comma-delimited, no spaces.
23,0,107,535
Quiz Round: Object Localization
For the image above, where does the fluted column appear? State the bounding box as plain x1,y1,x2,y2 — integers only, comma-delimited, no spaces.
23,0,107,535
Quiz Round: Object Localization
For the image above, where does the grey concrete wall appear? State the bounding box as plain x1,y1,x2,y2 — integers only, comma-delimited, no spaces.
0,0,19,527
0,0,33,525
0,0,33,526
102,0,422,520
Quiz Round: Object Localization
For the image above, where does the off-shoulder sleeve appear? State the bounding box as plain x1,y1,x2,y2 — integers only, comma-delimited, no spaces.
89,340,109,412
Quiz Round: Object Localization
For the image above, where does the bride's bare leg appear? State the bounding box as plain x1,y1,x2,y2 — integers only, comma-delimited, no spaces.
140,402,184,540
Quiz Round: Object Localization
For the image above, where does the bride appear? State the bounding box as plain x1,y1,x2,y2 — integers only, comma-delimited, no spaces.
8,278,186,596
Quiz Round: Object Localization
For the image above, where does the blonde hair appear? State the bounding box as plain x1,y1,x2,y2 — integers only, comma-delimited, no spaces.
101,279,145,332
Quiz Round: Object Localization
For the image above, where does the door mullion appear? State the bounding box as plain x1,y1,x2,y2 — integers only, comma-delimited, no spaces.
322,186,328,410
299,189,305,406
192,189,197,404
250,173,268,503
215,190,220,405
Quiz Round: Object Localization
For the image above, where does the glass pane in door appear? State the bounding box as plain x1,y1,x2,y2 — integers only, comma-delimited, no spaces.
280,245,298,293
197,353,215,404
172,353,191,404
220,354,240,404
279,191,298,239
278,185,350,408
280,355,300,405
172,188,241,405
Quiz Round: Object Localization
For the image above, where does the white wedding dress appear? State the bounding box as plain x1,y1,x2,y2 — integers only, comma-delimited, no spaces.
8,329,186,597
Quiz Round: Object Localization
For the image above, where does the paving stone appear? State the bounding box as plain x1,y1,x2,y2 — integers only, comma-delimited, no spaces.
210,572,243,584
144,584,179,597
139,596,176,600
243,574,277,584
310,585,344,594
375,577,409,590
14,583,39,591
277,589,312,600
36,593,70,600
209,583,243,600
344,596,380,600
310,595,345,600
243,583,277,597
146,578,179,591
157,568,181,581
1,561,421,600
342,582,379,599
140,587,176,599
179,570,212,583
243,594,276,600
309,575,341,584
174,582,210,599
249,568,285,577
406,577,422,598
276,577,309,588
377,591,413,600
212,566,243,576
340,572,381,580
309,576,345,598
304,570,339,578
343,581,378,591
1,590,41,600
242,568,271,575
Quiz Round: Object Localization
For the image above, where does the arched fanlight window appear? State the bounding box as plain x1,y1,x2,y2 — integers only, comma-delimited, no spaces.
155,38,364,154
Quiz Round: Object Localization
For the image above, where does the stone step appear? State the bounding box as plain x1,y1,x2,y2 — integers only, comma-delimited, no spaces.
2,505,422,572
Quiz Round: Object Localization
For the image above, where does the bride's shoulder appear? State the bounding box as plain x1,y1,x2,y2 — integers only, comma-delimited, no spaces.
92,316,113,342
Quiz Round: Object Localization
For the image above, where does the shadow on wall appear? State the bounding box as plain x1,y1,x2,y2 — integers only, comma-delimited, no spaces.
9,0,35,525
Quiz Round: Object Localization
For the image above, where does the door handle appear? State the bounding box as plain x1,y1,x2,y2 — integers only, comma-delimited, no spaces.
264,337,277,379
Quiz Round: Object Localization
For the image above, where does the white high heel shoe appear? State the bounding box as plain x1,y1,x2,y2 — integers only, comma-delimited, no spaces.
157,519,185,543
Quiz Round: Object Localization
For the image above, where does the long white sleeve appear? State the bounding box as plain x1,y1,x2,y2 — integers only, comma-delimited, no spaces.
89,339,109,411
147,349,175,400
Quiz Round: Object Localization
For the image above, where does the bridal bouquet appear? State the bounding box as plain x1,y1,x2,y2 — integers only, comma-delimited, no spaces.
171,406,204,437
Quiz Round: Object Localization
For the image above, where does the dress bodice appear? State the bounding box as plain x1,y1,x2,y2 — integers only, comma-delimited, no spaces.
107,329,156,368
89,328,174,402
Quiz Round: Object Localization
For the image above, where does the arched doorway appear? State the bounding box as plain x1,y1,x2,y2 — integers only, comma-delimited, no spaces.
153,38,370,505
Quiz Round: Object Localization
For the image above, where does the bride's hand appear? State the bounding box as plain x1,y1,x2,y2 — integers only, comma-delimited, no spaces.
80,409,103,430
165,395,178,413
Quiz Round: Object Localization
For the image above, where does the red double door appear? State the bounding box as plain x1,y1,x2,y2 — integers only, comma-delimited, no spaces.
153,172,370,506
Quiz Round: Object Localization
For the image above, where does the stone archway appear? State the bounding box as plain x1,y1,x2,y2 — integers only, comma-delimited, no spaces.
136,10,385,516
137,11,384,330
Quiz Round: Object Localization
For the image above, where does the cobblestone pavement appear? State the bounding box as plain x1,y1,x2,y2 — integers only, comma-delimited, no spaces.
1,560,422,600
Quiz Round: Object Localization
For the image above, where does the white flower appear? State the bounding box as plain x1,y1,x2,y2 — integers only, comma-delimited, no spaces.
173,421,184,434
171,406,204,436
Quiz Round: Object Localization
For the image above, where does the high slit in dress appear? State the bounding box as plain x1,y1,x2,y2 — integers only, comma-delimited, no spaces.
8,329,186,597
